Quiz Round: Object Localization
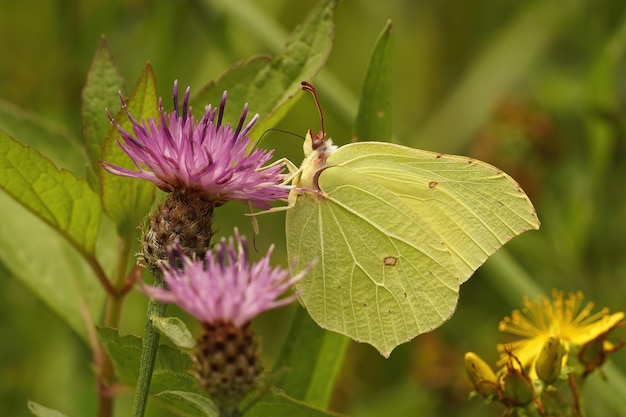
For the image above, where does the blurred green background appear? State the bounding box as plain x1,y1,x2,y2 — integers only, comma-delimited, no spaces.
1,0,626,416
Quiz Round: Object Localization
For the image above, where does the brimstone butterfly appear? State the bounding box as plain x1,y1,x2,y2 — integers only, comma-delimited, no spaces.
284,82,540,357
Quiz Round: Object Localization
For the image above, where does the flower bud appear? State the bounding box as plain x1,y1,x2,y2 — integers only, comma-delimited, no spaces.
464,352,499,397
535,336,564,384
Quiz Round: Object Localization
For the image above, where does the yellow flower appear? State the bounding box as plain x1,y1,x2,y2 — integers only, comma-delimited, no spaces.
497,290,624,372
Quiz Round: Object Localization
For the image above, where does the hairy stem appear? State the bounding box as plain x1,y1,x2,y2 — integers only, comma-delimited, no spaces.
131,271,166,417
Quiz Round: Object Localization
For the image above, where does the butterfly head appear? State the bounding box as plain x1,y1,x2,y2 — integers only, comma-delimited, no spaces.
296,81,337,192
303,129,336,159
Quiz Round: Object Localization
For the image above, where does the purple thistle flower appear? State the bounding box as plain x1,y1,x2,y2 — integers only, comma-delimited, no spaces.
102,81,288,209
142,229,312,327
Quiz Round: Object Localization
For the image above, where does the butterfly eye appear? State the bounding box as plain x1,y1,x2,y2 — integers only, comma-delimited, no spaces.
310,130,325,150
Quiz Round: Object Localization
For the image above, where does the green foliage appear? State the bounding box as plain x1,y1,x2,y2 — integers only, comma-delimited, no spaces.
193,0,338,139
0,101,84,174
100,63,158,235
273,307,349,408
82,36,126,191
353,20,393,142
245,389,347,417
154,391,218,417
152,316,196,350
27,401,69,417
0,180,104,341
98,327,199,395
408,1,584,153
0,133,102,254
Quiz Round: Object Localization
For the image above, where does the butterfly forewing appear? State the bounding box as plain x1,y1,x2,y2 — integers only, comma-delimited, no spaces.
328,142,540,282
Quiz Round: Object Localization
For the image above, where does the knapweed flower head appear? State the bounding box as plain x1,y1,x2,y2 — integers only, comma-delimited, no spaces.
142,229,311,327
103,81,288,209
497,290,624,372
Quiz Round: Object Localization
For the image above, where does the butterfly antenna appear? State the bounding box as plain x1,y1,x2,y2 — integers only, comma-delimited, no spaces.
301,81,325,138
256,128,304,147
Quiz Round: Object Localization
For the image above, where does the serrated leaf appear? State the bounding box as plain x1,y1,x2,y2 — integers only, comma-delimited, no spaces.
155,391,218,417
100,63,157,234
98,327,198,394
27,400,69,417
0,133,101,254
82,35,125,191
353,20,393,142
193,0,337,139
273,307,348,409
152,316,196,349
0,192,105,341
0,99,85,175
245,389,347,417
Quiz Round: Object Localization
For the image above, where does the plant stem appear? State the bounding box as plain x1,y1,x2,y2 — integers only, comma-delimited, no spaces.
96,237,135,417
569,375,583,417
219,405,241,417
96,295,121,417
131,271,167,417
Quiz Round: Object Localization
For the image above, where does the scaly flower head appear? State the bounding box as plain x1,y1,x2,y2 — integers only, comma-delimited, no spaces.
103,81,288,209
142,229,310,327
497,290,624,371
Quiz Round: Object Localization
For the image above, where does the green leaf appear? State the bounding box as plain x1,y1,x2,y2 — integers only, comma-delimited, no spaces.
0,193,105,341
100,63,157,234
152,316,196,350
98,327,143,385
155,391,218,417
0,99,85,175
193,0,338,139
193,55,271,124
245,389,347,417
27,401,69,417
353,20,393,142
204,0,358,127
273,307,348,409
0,133,102,254
82,35,125,191
98,327,198,394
